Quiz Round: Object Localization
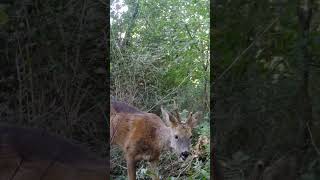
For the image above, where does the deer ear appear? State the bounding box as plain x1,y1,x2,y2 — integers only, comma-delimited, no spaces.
161,107,178,127
187,111,202,128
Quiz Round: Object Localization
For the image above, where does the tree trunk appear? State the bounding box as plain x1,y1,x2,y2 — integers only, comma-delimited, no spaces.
296,0,313,150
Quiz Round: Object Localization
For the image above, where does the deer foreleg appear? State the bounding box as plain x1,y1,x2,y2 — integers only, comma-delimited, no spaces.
126,157,136,180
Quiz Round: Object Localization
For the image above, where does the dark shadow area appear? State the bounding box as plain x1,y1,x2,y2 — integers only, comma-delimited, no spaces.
0,0,108,179
213,0,320,179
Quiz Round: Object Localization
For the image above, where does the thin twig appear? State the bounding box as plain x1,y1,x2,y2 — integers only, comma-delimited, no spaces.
215,17,279,82
39,156,59,180
9,157,24,180
176,157,195,179
110,113,119,144
147,66,197,112
306,121,320,156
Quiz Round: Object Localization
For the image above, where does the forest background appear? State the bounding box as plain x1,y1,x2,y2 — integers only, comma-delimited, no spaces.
110,0,210,179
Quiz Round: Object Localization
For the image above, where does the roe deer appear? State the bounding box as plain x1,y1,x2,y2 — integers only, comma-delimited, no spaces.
110,101,202,180
0,125,107,180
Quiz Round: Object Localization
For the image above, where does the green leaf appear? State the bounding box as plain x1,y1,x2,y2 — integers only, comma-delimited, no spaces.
0,9,8,25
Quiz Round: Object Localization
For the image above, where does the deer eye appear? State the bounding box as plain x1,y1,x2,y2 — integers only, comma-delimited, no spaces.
175,135,178,139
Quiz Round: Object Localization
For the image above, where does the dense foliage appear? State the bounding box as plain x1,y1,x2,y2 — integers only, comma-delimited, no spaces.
110,0,209,179
214,0,320,179
0,0,107,156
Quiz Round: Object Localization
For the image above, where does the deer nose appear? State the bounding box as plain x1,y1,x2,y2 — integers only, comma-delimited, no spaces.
181,151,190,160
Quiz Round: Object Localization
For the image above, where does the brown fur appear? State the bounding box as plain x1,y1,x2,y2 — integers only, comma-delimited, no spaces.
111,101,143,114
110,101,202,180
0,125,107,180
111,112,163,161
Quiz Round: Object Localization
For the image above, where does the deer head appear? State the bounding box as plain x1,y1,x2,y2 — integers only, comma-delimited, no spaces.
161,107,202,160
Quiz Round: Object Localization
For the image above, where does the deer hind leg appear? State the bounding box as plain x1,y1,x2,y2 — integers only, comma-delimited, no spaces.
126,156,136,180
149,160,160,180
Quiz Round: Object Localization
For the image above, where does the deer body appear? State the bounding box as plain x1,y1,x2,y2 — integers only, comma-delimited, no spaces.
0,125,107,180
110,101,201,180
111,113,168,161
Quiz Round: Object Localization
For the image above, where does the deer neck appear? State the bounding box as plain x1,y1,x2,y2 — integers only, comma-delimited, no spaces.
157,125,173,152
